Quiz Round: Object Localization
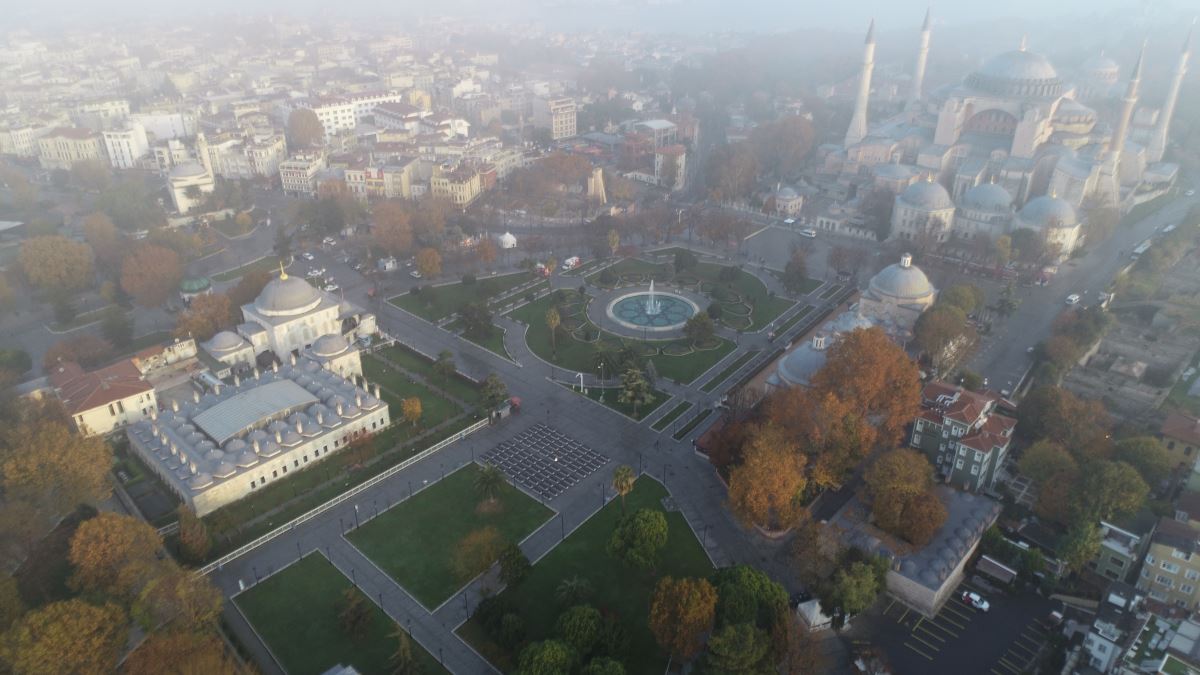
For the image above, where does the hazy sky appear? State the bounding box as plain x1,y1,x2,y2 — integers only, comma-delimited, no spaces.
7,0,1176,34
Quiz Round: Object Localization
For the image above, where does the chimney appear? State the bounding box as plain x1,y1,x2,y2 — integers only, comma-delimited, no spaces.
234,373,241,387
272,361,279,373
252,438,261,453
275,429,283,443
316,410,324,425
336,401,344,416
373,383,381,399
900,252,913,268
171,399,180,413
289,353,297,366
213,383,222,395
355,391,363,407
193,390,200,403
295,418,303,434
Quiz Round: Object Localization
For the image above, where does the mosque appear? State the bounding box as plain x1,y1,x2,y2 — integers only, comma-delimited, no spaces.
822,12,1192,260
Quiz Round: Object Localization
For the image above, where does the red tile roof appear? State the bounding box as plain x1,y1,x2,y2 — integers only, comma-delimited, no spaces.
1162,412,1200,447
918,381,1013,456
49,360,153,415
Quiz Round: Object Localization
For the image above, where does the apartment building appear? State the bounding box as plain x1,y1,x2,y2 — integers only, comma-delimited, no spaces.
280,153,326,196
430,164,482,207
311,91,406,136
1089,520,1154,584
37,127,106,170
48,360,157,437
534,97,577,140
1137,517,1200,610
909,382,1016,491
72,98,130,130
102,124,150,169
363,160,418,200
635,119,678,148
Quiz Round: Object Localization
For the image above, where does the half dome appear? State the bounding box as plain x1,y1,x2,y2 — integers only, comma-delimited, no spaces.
1019,194,1077,229
967,49,1063,98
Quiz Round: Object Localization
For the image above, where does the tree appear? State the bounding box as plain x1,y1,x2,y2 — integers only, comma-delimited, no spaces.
475,464,507,506
459,302,494,342
1114,437,1173,487
607,229,621,256
545,307,561,354
121,244,183,308
132,566,223,632
336,587,373,641
372,200,414,256
416,247,442,278
993,234,1013,267
781,249,810,295
1,421,112,522
683,313,715,344
0,575,24,633
452,526,504,582
401,397,423,428
618,367,654,418
705,142,759,201
68,512,163,599
42,334,115,371
607,508,668,570
728,424,807,529
648,576,717,663
913,305,969,367
557,604,603,656
700,623,772,673
433,350,457,386
864,449,938,537
174,293,235,341
766,388,877,489
123,631,239,675
827,560,884,616
611,465,636,515
898,491,948,546
749,114,816,177
226,269,272,308
556,576,594,606
177,506,211,563
99,306,133,348
2,599,128,675
782,612,828,674
287,108,324,149
19,235,94,294
1059,522,1103,573
499,542,531,588
674,249,698,272
477,237,498,268
940,284,985,315
518,640,576,675
582,657,626,675
810,327,921,441
390,627,419,675
1017,385,1112,452
712,565,789,629
82,212,123,275
1074,461,1149,523
482,373,509,410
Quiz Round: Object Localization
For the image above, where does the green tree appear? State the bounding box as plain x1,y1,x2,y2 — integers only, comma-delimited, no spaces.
518,639,576,675
481,373,509,410
607,508,668,570
683,312,715,344
617,367,654,418
1074,460,1149,522
1114,437,1173,487
1018,441,1078,482
582,657,626,675
474,464,506,507
674,249,698,272
557,604,602,656
336,588,372,641
940,284,985,315
499,541,531,588
433,350,456,386
712,565,789,629
913,305,969,367
611,465,636,514
826,559,884,616
781,249,809,295
1059,522,1102,573
555,576,594,606
459,301,494,341
99,306,133,348
700,623,772,673
390,626,419,675
545,306,561,355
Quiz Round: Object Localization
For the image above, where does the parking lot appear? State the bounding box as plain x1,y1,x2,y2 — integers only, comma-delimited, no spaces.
863,580,1057,674
481,423,610,501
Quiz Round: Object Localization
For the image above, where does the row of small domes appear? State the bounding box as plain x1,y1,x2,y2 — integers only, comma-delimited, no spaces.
898,180,1077,228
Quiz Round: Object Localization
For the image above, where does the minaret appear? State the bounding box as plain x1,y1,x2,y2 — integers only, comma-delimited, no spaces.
1147,23,1193,163
1108,42,1145,160
908,9,932,113
843,19,876,148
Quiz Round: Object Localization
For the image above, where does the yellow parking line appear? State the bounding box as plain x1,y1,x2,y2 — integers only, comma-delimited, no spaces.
910,632,942,653
1019,631,1044,646
917,625,947,642
923,620,958,639
942,605,973,622
905,642,935,661
936,612,967,631
885,598,897,614
898,607,910,624
994,658,1020,674
1010,640,1038,657
1000,656,1025,672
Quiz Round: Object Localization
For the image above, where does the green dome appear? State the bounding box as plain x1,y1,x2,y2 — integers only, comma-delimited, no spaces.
180,277,212,293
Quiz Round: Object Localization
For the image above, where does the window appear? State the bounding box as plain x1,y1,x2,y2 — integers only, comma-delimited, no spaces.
272,470,278,478
294,460,299,468
303,455,308,463
251,480,256,489
323,445,329,453
1187,569,1199,581
1156,575,1174,588
974,451,983,462
1162,561,1181,574
970,465,979,475
1173,550,1192,561
1147,555,1157,566
1183,584,1195,595
1109,556,1126,568
1169,441,1177,450
955,459,964,470
282,465,287,474
915,420,924,432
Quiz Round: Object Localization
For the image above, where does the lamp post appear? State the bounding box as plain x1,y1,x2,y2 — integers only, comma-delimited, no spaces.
560,513,565,541
353,504,360,529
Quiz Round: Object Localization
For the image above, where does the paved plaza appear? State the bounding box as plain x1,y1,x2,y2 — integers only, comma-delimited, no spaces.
481,423,609,500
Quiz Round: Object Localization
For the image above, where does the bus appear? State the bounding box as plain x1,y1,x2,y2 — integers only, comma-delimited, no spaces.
1130,239,1152,260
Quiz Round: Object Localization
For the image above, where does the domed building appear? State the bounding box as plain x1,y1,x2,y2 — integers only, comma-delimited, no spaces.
953,182,1014,240
1013,193,1082,258
303,334,361,380
859,253,938,332
890,178,956,244
1077,53,1121,101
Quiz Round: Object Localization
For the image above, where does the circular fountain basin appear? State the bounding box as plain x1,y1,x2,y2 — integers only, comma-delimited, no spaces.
606,291,698,332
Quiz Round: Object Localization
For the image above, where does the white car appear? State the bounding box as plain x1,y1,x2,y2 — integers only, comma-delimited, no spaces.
311,267,326,276
783,218,796,225
799,228,817,238
409,270,422,279
323,283,339,292
1065,294,1081,305
305,269,321,279
301,252,315,261
1186,189,1196,197
962,591,990,612
322,236,336,245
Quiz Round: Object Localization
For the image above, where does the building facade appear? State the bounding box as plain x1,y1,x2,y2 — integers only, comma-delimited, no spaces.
910,381,1016,491
430,164,482,207
49,360,157,437
102,124,150,170
37,127,105,169
1137,517,1200,610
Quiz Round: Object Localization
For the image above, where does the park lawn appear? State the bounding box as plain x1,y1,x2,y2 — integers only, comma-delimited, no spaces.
457,478,713,674
700,349,760,393
212,255,284,282
558,382,670,421
347,464,553,608
445,319,511,361
374,344,482,405
584,257,671,286
51,304,119,331
389,271,533,322
651,401,693,431
694,262,796,330
362,354,463,427
235,555,445,675
509,291,735,384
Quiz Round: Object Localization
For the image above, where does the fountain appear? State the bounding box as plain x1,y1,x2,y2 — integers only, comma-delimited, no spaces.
645,280,662,316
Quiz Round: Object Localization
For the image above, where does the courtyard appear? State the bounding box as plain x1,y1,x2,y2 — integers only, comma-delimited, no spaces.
481,423,610,500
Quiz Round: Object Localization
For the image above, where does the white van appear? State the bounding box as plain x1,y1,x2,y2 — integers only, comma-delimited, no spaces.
799,229,817,239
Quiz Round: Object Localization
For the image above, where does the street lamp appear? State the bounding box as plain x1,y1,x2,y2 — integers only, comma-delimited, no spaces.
353,504,360,529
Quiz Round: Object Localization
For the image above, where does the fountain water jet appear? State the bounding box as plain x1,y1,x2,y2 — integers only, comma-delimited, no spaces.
645,279,662,316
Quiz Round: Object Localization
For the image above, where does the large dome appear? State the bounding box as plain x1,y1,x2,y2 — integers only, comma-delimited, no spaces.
170,162,207,179
1080,54,1120,82
967,49,1063,98
899,180,954,211
255,275,322,316
1019,194,1077,229
869,254,935,301
775,336,829,388
962,183,1013,212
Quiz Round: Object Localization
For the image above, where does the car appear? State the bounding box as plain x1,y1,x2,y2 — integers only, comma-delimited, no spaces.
322,236,336,245
799,228,817,238
1186,189,1196,197
1164,224,1178,234
352,262,364,271
311,267,326,276
323,283,339,292
1065,294,1081,305
305,269,321,278
301,252,315,261
409,270,422,279
962,591,990,612
1027,346,1036,354
783,217,796,225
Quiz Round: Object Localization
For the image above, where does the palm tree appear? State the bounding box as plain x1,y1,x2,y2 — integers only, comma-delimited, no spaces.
612,465,635,514
618,367,653,418
474,464,506,506
555,575,593,606
545,307,561,356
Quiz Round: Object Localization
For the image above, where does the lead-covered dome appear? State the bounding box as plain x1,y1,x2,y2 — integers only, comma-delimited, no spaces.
255,274,321,316
869,254,935,301
962,183,1013,212
1019,194,1077,229
967,49,1063,98
899,180,954,211
311,334,349,357
207,330,245,354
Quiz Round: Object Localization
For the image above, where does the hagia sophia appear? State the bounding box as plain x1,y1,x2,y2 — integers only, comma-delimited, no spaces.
820,12,1193,261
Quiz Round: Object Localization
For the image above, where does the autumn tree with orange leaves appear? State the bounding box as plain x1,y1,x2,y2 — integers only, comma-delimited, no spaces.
373,200,414,257
68,512,164,599
121,243,183,307
1,599,128,675
809,327,921,442
728,424,808,529
123,630,240,675
648,576,718,663
174,293,235,341
766,387,878,489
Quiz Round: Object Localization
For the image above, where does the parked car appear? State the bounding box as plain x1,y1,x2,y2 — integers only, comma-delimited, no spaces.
783,218,796,225
323,283,340,292
1065,294,1081,305
962,591,990,611
305,269,321,278
322,236,336,245
1186,189,1196,197
799,228,817,238
409,270,422,279
301,252,315,261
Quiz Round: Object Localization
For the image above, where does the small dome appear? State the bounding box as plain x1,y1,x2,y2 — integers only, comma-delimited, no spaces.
255,275,321,317
899,180,953,211
1019,194,1077,229
776,343,828,388
207,330,245,353
962,183,1012,212
170,162,207,179
213,462,237,478
236,450,259,468
777,186,799,200
179,277,212,294
868,254,936,301
1080,53,1120,80
311,334,349,357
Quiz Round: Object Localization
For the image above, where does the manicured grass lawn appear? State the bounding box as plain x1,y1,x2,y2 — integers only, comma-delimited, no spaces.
558,382,670,421
374,344,482,405
390,272,534,322
509,291,735,384
445,319,511,360
700,349,760,393
235,555,445,675
774,304,814,335
651,401,693,431
362,354,463,427
694,262,795,330
457,478,713,674
347,464,553,608
673,408,713,440
213,255,284,282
